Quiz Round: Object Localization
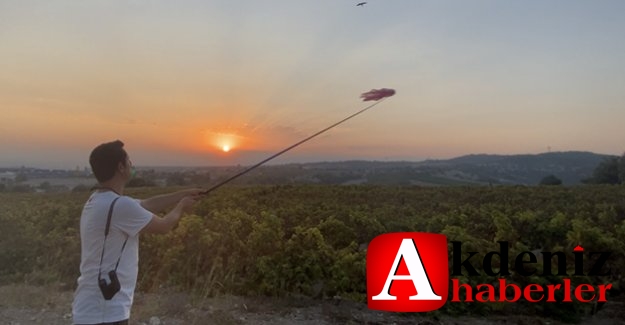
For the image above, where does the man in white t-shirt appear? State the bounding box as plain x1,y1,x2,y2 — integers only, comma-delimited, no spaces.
72,140,203,325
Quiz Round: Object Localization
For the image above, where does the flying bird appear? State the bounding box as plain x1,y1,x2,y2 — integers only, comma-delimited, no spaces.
356,2,367,7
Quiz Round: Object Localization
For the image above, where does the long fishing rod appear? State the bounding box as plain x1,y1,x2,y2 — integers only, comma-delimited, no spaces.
201,88,396,195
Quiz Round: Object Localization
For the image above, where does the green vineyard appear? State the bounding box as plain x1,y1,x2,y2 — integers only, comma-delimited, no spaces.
1,185,624,322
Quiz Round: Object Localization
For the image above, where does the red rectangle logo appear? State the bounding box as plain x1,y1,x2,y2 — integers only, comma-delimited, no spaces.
367,232,449,312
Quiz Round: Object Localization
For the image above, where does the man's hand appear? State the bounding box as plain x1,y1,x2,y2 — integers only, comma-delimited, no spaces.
178,188,205,198
177,194,200,213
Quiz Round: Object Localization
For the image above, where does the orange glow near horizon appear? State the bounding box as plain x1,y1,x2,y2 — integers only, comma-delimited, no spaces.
202,129,246,154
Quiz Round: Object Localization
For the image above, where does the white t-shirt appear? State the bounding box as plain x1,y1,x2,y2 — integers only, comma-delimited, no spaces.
72,191,153,324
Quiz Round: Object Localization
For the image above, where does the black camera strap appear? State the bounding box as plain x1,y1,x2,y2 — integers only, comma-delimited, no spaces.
97,196,129,281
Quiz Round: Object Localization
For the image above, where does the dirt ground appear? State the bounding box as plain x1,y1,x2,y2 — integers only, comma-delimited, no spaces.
0,284,623,325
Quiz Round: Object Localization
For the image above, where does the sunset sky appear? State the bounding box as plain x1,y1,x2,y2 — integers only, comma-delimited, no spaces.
1,1,624,168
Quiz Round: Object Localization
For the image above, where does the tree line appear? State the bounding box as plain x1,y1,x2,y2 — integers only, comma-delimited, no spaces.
583,153,625,185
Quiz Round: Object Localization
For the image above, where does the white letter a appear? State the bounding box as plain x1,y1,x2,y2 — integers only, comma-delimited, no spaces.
372,238,442,301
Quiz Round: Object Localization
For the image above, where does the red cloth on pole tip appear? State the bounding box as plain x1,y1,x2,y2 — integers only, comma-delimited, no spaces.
360,88,396,101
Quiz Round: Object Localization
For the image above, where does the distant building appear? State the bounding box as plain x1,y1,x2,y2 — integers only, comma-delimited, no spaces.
0,171,16,182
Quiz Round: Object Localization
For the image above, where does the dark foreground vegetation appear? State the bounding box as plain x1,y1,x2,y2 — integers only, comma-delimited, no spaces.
1,185,624,323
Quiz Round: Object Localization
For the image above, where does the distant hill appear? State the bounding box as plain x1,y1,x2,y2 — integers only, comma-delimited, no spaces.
202,151,615,186
4,152,614,192
417,151,613,185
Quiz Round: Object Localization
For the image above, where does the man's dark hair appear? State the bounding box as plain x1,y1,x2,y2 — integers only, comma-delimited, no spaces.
89,140,128,183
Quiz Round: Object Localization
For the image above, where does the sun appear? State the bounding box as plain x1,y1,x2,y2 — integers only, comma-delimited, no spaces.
204,130,241,154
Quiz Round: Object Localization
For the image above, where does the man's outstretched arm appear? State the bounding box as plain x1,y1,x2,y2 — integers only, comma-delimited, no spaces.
141,196,198,234
140,188,203,214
